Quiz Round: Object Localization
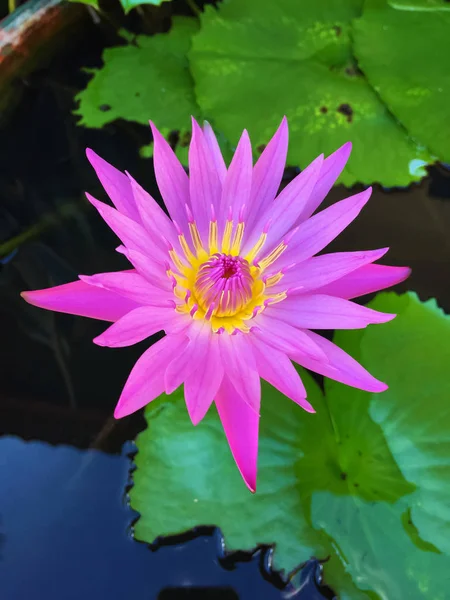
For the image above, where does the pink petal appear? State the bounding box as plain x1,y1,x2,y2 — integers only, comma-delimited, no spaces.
271,187,372,269
79,271,173,307
271,294,395,329
164,321,210,394
215,376,260,492
114,333,189,418
93,306,179,347
246,117,288,231
252,314,327,361
244,153,323,252
126,173,179,249
85,149,140,222
21,279,140,322
271,248,389,294
291,331,388,393
149,121,190,232
250,337,315,413
86,193,169,264
220,129,252,226
218,333,261,413
203,121,227,183
185,333,224,425
116,246,171,291
189,118,222,239
316,264,411,299
297,142,352,222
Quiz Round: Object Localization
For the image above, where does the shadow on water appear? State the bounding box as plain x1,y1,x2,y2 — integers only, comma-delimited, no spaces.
0,437,336,599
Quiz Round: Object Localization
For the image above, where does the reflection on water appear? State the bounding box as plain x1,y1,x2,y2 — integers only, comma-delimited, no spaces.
0,437,334,599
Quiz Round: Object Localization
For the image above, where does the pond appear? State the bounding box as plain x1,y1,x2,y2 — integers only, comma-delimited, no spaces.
1,0,450,598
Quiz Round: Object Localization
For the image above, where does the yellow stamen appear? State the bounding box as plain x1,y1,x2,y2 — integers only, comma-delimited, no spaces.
169,249,186,273
179,233,196,263
245,232,267,264
209,220,219,254
266,291,287,305
221,220,233,254
258,242,287,271
189,222,204,256
264,272,283,287
230,222,245,256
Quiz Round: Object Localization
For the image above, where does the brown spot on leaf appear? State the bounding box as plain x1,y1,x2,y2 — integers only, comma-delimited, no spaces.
99,104,111,112
337,103,353,123
340,472,348,481
320,106,328,114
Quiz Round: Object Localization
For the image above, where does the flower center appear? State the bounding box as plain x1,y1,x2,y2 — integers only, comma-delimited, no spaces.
167,210,290,333
194,254,253,318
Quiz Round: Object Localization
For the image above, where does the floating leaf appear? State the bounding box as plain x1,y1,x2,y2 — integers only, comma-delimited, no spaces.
388,0,450,11
69,0,173,13
189,0,432,186
120,0,172,13
131,292,450,598
75,17,200,159
356,294,450,555
353,0,450,163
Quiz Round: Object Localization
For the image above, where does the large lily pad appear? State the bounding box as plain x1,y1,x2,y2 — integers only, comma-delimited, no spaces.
189,0,432,186
75,17,200,162
131,294,450,597
353,0,450,163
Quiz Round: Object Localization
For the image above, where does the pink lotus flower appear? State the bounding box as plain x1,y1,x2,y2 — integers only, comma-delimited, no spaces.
22,118,410,491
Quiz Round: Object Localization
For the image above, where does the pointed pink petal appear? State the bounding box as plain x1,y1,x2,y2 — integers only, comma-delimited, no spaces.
244,153,323,251
291,331,388,393
86,149,140,222
79,271,173,306
93,306,178,347
203,121,227,183
252,314,327,361
298,142,352,222
271,248,389,294
116,246,171,291
164,321,209,394
220,129,252,226
246,117,288,231
316,264,411,299
114,334,189,418
150,121,190,232
126,173,179,249
21,280,140,322
189,118,222,239
86,193,169,264
251,337,315,413
215,376,259,492
185,333,224,425
271,294,395,329
272,187,372,269
218,333,261,413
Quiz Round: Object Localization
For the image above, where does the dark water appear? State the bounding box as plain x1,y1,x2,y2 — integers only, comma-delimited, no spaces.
0,437,334,599
1,6,450,599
